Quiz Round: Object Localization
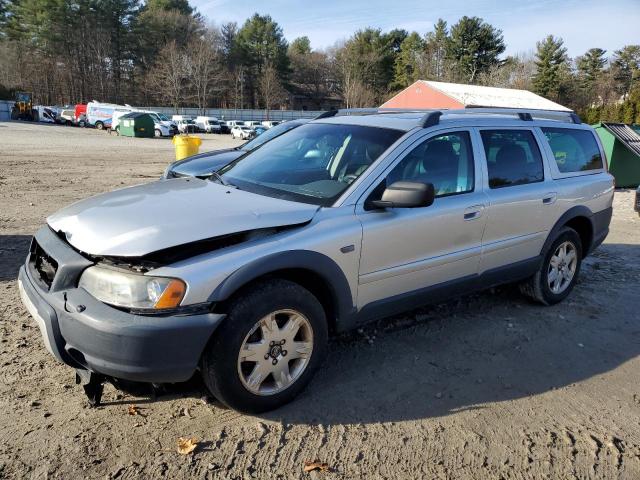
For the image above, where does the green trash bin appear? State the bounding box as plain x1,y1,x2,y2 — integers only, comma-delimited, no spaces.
118,112,155,138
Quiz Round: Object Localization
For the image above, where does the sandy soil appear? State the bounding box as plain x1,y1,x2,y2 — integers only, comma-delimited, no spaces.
1,121,639,480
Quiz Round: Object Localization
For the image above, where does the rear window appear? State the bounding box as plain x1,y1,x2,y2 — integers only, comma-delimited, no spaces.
480,130,544,189
541,128,603,173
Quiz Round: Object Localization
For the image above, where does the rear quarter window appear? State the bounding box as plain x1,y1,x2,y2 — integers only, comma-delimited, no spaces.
541,128,603,173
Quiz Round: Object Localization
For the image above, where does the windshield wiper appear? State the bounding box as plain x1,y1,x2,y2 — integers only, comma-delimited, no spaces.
209,171,238,188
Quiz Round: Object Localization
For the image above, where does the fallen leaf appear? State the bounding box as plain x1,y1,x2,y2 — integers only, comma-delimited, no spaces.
303,461,329,473
177,437,198,455
128,405,138,416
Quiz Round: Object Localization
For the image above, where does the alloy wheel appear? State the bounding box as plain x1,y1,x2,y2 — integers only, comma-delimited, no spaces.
237,309,314,396
547,241,578,294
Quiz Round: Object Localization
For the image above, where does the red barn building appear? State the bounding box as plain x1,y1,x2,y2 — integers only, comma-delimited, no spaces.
382,80,570,111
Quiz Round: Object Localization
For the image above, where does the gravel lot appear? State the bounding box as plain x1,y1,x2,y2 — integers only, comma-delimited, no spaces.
1,121,639,479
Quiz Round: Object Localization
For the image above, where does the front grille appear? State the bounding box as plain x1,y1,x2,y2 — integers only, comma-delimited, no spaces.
29,240,58,290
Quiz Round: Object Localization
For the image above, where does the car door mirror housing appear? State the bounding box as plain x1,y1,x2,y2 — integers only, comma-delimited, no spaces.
370,181,435,209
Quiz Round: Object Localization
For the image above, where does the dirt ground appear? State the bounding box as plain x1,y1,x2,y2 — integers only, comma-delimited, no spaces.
1,121,639,480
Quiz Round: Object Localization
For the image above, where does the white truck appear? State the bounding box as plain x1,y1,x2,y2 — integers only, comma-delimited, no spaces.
195,116,221,134
87,101,134,130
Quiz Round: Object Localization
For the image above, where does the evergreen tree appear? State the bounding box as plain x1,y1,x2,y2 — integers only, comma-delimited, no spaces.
611,45,640,97
447,16,505,83
289,36,311,56
424,19,449,80
577,48,607,89
392,31,424,89
235,13,290,107
532,35,569,99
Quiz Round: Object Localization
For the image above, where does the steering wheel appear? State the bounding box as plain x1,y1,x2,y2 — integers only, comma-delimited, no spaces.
341,173,359,184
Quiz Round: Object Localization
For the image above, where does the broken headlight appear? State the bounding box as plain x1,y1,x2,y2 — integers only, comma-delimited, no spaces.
78,266,186,310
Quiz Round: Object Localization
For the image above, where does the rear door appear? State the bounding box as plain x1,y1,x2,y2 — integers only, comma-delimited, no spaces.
476,127,557,273
356,128,488,309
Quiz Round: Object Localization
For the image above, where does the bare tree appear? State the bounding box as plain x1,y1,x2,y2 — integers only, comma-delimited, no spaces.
148,41,189,112
259,62,287,118
331,45,376,108
289,50,335,108
185,29,223,113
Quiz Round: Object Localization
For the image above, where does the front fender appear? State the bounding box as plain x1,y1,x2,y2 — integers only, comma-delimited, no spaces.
208,250,355,322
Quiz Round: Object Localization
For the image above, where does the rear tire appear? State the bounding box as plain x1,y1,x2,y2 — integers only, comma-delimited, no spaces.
95,121,104,130
201,279,328,413
155,129,161,138
520,227,582,305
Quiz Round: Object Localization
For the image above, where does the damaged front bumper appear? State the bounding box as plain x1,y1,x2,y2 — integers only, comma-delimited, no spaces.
18,226,225,384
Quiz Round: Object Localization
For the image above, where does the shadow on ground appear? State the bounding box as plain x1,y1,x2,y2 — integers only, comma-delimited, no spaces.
6,237,640,426
0,235,31,281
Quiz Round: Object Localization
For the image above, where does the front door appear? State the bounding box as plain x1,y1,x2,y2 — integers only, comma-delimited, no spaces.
356,129,488,311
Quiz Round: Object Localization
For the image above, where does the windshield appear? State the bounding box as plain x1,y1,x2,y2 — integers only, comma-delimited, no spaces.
219,123,403,206
158,114,169,121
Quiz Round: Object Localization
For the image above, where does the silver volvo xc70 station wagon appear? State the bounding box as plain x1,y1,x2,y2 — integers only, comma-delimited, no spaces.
18,108,614,412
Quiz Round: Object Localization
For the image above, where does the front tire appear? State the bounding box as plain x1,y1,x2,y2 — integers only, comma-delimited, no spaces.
95,121,104,130
201,279,328,413
155,129,161,138
520,227,582,305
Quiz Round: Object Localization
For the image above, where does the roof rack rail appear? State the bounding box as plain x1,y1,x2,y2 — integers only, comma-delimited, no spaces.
443,107,581,124
419,111,442,128
313,109,339,119
312,106,581,128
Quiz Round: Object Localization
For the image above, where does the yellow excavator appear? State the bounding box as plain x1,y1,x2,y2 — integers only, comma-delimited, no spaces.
10,92,39,121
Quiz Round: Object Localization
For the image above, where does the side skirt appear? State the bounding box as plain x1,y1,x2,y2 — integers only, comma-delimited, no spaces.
341,256,542,331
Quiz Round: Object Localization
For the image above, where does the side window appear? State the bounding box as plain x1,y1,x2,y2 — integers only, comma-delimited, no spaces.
480,130,544,189
541,127,603,173
386,131,474,197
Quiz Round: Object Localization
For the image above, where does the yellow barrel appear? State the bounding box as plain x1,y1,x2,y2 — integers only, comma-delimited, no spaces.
172,134,202,160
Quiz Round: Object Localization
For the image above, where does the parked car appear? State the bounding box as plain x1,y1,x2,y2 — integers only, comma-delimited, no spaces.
262,120,280,128
225,120,244,130
219,122,231,134
57,109,75,126
253,125,267,136
163,119,309,179
243,120,262,129
231,125,255,140
147,112,178,136
18,108,613,413
176,119,198,134
196,116,222,134
34,106,57,123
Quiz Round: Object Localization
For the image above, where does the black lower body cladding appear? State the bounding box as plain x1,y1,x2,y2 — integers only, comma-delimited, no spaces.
19,228,226,384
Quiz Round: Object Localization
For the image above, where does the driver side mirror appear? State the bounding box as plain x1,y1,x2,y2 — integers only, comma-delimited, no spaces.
370,181,435,209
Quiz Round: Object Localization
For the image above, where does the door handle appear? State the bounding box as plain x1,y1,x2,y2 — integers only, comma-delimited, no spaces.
542,193,557,205
463,204,485,220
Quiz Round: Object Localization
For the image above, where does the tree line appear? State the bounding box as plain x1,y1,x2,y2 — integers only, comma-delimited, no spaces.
0,1,638,123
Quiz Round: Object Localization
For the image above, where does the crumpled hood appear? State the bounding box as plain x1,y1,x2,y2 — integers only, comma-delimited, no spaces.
47,178,319,257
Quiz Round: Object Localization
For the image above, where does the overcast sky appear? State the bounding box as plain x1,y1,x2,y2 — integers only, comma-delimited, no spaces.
191,0,640,58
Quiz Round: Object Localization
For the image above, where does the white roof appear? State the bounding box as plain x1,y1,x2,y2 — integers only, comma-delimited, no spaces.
420,80,571,112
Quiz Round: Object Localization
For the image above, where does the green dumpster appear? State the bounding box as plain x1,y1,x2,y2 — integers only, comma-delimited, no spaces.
593,122,640,188
119,112,154,138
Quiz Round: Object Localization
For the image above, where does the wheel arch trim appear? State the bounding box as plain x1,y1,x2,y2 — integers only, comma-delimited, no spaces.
541,206,595,257
208,250,355,323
